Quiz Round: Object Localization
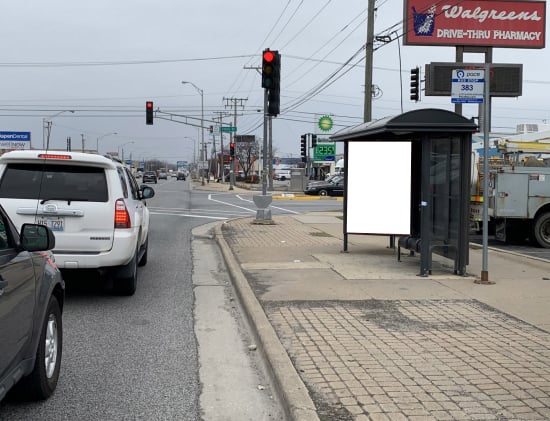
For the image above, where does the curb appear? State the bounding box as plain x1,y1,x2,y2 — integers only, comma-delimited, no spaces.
215,221,320,421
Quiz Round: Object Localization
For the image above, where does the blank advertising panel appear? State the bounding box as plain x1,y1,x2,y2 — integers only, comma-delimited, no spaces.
347,141,411,235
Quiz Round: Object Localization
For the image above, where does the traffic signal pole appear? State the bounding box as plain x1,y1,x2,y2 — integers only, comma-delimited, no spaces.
262,89,268,196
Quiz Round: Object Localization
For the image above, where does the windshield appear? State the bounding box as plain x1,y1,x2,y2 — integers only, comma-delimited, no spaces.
0,163,109,202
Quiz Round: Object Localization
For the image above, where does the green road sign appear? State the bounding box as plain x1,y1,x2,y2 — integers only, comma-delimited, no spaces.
220,126,237,133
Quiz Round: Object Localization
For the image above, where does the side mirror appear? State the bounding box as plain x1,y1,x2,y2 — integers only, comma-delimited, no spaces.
20,223,56,251
140,185,155,199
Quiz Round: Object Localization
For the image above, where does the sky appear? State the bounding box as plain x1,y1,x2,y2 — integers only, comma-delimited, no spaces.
0,0,548,165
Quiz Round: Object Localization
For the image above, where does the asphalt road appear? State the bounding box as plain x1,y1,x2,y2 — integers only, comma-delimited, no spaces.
0,176,345,420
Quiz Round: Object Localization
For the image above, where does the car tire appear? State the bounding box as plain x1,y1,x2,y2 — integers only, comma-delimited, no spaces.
14,295,62,401
319,189,328,196
114,247,138,296
138,237,148,267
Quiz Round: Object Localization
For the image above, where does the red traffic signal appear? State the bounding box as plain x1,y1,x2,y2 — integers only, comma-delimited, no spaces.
263,50,275,63
146,101,154,125
229,142,236,157
262,49,280,89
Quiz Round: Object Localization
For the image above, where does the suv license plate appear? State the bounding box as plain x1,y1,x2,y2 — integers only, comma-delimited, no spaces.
36,216,65,231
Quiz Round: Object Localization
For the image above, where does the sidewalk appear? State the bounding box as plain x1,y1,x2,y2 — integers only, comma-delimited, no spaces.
195,182,550,420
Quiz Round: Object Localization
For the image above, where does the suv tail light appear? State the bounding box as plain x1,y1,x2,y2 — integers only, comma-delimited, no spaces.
114,199,131,229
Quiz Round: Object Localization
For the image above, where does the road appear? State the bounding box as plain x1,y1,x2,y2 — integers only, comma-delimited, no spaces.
0,177,340,420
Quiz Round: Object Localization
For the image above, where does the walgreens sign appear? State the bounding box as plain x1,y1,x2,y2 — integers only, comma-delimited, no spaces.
404,0,546,48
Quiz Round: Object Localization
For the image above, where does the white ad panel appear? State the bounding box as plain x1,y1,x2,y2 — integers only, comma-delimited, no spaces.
347,141,411,235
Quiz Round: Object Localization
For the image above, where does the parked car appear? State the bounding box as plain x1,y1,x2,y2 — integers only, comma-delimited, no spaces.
304,175,345,196
305,174,339,188
143,170,157,184
0,150,155,295
158,171,168,180
0,203,64,402
176,171,186,180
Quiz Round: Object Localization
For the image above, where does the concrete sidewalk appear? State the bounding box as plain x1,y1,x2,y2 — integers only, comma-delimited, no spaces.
193,180,550,420
214,212,550,421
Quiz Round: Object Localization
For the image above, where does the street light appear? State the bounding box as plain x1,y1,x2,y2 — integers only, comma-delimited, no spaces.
96,132,117,154
117,141,134,162
184,136,196,170
182,80,205,185
43,110,75,149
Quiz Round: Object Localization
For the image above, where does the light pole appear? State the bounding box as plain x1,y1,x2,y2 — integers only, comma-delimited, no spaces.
42,110,75,149
184,136,196,170
96,132,117,154
117,141,134,162
182,81,205,185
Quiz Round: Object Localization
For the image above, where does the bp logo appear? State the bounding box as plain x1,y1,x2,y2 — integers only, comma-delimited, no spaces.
318,115,333,132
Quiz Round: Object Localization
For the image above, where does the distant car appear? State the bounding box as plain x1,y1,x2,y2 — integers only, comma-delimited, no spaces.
273,170,291,181
176,171,186,180
0,150,155,295
143,171,157,184
304,175,345,196
0,202,64,402
158,171,168,180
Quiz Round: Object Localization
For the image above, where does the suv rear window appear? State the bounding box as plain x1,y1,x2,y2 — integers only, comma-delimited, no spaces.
0,163,108,202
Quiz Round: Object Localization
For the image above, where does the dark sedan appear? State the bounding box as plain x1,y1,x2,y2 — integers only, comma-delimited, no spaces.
0,203,64,402
304,175,344,196
142,171,157,184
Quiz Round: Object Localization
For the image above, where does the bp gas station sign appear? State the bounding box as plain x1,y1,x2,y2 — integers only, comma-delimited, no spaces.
313,142,335,162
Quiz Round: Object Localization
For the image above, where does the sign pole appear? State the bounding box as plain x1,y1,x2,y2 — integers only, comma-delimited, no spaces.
477,63,494,284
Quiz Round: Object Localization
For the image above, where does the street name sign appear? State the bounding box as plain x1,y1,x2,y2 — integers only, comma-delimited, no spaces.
220,126,237,133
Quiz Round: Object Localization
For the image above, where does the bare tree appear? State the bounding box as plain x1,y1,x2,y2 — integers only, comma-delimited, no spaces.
236,140,259,179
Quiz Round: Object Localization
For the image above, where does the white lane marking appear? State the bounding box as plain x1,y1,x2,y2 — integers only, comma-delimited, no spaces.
269,204,300,214
208,193,256,213
148,206,250,216
150,211,228,220
234,194,299,214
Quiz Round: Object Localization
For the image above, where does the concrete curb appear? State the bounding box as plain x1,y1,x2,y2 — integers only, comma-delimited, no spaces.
215,221,320,421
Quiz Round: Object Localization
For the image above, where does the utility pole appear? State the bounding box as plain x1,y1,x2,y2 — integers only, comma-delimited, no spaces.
364,0,376,122
81,134,85,152
213,111,230,183
223,97,247,190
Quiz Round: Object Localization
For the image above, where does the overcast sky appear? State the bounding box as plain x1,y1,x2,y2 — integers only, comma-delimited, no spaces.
0,0,548,164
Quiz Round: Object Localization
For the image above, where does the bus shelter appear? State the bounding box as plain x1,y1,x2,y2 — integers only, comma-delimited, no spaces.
330,108,478,276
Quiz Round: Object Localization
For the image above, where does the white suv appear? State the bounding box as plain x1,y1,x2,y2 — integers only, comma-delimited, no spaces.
0,150,155,295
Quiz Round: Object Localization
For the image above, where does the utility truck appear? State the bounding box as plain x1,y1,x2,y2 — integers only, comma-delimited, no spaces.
478,139,550,247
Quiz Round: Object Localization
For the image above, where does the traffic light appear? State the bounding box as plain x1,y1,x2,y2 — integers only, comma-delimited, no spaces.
300,134,307,163
410,67,420,102
146,101,154,125
209,125,214,133
311,134,318,148
262,49,276,89
229,142,235,157
262,49,281,116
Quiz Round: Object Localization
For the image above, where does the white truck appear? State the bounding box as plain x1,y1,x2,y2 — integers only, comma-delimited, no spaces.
484,140,550,247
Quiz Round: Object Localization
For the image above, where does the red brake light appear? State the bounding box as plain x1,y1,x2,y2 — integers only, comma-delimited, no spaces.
114,199,131,229
38,154,72,160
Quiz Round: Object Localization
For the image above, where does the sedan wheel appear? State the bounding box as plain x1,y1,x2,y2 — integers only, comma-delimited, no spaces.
13,295,62,400
319,189,328,196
